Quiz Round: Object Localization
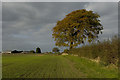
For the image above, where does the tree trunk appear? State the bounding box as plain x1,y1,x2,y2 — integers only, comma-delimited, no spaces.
70,42,73,50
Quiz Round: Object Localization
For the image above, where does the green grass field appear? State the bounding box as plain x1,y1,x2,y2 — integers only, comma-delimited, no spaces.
2,54,118,78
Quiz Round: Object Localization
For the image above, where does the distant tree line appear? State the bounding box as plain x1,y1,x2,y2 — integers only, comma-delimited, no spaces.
11,47,41,54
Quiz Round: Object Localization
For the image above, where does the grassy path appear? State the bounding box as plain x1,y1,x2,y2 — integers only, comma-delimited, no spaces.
65,56,118,78
2,54,118,78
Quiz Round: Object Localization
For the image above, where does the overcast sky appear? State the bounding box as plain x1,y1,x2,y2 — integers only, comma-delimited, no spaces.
2,0,119,2
2,2,118,52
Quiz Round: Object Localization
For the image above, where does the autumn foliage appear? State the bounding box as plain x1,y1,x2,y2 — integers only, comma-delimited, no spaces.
52,9,103,49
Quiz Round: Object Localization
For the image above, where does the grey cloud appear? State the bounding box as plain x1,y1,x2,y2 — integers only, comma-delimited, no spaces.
0,4,1,51
2,2,118,52
85,2,118,40
2,2,87,52
2,0,119,2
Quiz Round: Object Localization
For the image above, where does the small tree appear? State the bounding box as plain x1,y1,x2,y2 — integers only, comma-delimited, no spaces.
52,47,60,53
36,47,41,53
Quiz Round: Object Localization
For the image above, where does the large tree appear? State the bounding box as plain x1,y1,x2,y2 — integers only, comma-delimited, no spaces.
52,9,103,49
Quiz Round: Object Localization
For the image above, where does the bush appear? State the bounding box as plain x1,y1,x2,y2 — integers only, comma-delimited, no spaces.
69,35,118,66
30,50,35,53
63,49,69,53
58,53,61,55
49,52,53,54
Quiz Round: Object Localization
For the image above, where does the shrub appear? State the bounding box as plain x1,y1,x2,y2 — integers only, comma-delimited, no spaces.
30,50,35,53
63,49,69,53
69,35,118,66
49,52,53,54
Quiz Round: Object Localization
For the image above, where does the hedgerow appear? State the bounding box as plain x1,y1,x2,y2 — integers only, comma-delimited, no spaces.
69,35,118,66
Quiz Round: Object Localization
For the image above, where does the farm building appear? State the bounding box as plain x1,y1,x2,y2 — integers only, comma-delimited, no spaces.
11,50,23,53
2,50,12,54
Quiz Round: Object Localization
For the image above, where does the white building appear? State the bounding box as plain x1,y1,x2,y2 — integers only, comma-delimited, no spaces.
2,50,12,54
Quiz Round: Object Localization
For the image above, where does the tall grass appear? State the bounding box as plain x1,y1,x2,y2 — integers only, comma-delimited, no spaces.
69,35,118,66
